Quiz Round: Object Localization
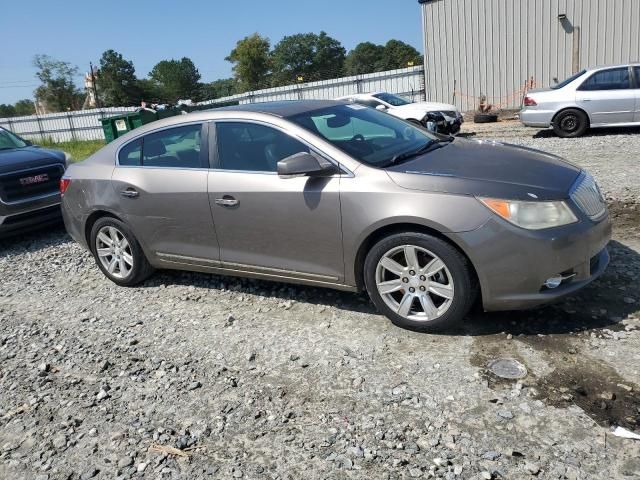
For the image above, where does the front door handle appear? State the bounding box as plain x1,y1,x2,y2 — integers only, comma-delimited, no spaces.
120,188,139,198
215,196,239,207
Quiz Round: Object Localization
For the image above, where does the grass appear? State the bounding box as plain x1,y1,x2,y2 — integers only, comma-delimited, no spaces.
38,139,106,162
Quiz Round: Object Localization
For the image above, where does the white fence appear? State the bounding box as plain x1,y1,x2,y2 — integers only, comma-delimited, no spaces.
0,107,137,143
0,66,426,144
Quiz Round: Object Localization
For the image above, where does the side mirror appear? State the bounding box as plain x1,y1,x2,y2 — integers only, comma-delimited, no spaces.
277,152,339,178
376,105,387,111
24,140,33,146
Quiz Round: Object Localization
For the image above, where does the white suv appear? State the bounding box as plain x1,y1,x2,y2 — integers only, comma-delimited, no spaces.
337,92,463,134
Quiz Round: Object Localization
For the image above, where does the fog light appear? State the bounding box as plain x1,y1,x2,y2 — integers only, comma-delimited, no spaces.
544,276,564,289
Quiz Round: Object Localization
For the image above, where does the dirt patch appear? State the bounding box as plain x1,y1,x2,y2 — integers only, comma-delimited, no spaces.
609,199,640,238
471,333,640,431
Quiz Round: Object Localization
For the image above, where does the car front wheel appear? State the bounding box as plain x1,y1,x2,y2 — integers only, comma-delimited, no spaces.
90,217,154,286
364,233,476,332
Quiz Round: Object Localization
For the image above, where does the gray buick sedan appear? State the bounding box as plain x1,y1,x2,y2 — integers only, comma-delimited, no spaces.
61,100,611,331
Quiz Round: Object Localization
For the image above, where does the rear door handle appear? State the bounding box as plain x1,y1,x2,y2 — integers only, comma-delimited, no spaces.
215,196,239,207
120,188,139,198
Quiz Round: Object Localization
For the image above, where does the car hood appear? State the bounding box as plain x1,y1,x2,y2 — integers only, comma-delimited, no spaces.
385,138,581,201
0,146,66,175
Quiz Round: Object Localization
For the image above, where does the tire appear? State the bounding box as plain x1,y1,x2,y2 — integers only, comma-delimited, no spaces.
364,232,476,332
90,217,154,286
473,113,498,123
552,109,588,138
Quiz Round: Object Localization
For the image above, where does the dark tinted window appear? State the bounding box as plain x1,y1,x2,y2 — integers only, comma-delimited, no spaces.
372,93,411,106
353,98,383,109
118,138,142,166
142,124,202,168
578,68,631,91
216,122,309,172
635,67,640,87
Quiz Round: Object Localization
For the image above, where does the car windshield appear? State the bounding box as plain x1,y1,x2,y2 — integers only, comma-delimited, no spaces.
0,128,28,150
372,92,412,106
288,104,441,167
551,69,587,89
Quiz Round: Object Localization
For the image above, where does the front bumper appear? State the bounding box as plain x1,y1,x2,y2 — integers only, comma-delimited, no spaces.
0,196,62,238
519,108,555,128
450,211,612,311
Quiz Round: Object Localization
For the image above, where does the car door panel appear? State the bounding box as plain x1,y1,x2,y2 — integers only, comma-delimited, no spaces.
576,67,634,125
112,168,219,261
112,123,220,262
635,67,640,122
208,120,344,282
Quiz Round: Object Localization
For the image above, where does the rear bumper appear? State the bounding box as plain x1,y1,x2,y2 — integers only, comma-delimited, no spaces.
519,109,555,128
450,211,612,311
0,198,62,238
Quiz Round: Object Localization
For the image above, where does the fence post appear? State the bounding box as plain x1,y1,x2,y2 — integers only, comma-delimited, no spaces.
67,112,76,141
35,115,45,142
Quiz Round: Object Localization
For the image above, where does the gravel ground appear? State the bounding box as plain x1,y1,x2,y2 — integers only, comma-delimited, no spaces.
1,123,639,480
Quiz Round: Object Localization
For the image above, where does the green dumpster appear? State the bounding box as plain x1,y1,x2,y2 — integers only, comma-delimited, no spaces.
101,109,158,143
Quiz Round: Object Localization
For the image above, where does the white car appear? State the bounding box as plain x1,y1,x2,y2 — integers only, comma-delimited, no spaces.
337,92,463,134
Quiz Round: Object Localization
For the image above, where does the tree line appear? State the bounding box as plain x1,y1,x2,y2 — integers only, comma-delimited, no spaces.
0,32,422,117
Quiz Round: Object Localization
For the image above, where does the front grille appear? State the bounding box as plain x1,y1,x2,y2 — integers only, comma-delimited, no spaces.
0,165,64,203
570,173,606,219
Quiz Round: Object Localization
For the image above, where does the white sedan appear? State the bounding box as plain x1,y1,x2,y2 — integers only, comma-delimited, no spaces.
337,92,463,134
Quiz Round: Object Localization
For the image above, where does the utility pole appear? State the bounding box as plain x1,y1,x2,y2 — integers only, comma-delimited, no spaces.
90,62,100,108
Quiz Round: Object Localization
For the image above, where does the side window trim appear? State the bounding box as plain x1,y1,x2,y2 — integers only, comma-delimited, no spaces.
115,121,208,169
209,119,348,176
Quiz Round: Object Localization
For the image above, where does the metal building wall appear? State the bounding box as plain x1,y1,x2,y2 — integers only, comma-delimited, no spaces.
421,0,640,112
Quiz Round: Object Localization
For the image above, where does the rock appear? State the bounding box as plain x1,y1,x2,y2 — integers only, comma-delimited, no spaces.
482,451,500,461
497,410,514,420
526,462,541,475
187,381,202,391
117,456,133,469
96,389,109,401
137,463,147,473
480,472,492,480
623,297,636,304
409,467,423,477
52,435,66,449
38,362,50,372
79,468,99,480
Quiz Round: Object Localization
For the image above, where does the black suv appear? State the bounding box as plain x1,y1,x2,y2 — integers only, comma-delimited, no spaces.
0,127,67,238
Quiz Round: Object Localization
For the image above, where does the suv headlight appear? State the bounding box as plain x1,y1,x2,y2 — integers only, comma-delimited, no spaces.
478,197,578,230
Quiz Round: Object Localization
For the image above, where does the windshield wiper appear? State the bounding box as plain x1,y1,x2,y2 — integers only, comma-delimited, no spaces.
386,139,447,166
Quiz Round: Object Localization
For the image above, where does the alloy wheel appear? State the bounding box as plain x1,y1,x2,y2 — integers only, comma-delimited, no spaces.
95,226,134,279
375,245,454,322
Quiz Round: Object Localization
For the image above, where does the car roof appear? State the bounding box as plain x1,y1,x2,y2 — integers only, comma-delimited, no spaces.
212,100,346,118
587,62,640,72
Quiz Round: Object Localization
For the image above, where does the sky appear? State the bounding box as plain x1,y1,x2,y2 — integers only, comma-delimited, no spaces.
0,0,424,105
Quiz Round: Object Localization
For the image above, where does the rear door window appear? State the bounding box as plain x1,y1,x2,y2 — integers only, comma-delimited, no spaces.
578,67,631,91
118,138,142,166
142,124,203,168
635,67,640,88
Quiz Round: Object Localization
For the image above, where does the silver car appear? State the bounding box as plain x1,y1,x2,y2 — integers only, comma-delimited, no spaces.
62,101,611,331
520,63,640,137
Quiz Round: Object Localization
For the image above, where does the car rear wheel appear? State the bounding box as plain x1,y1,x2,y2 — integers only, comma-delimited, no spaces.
364,232,476,332
90,217,154,286
552,109,588,138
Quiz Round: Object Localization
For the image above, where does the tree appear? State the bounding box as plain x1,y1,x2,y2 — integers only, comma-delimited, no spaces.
136,79,162,103
33,54,82,112
97,49,141,107
200,78,238,101
377,40,423,71
344,42,386,75
0,104,16,118
225,34,271,92
270,31,346,86
149,57,201,103
14,99,35,116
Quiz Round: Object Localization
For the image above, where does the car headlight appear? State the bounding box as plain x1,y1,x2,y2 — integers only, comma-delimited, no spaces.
478,197,578,230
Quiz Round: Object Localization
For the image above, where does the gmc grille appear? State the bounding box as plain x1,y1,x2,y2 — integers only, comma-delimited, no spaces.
0,165,64,204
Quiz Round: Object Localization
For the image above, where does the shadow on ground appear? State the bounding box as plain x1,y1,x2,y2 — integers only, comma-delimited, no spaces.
533,125,640,139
